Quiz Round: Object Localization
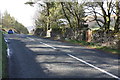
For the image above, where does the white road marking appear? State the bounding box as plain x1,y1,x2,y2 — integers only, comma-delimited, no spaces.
4,38,12,58
40,42,57,50
7,48,10,57
27,37,57,50
4,38,9,43
27,37,35,41
27,37,120,79
67,54,120,80
7,47,13,58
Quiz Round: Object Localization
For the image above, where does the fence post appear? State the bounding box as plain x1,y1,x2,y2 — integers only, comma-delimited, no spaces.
86,29,92,42
118,40,120,49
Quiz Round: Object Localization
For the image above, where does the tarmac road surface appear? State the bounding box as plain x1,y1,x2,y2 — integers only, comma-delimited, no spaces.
4,34,120,79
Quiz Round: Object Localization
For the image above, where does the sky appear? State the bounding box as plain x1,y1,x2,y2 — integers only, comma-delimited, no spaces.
0,0,38,32
0,0,109,32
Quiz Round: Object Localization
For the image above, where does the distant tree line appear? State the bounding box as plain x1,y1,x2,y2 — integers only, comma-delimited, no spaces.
1,11,29,34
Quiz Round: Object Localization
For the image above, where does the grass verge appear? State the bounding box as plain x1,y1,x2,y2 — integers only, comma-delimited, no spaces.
0,31,2,79
0,31,8,78
66,39,120,55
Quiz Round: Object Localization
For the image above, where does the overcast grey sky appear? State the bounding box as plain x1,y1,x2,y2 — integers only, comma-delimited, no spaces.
0,0,39,32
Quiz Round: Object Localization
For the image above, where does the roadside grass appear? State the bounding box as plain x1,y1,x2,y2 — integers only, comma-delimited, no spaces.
28,33,33,35
2,31,7,34
96,46,120,54
66,39,120,55
0,31,2,79
0,31,8,78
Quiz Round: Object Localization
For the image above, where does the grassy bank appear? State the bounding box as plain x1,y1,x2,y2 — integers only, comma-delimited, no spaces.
0,31,2,79
66,39,120,55
0,31,8,78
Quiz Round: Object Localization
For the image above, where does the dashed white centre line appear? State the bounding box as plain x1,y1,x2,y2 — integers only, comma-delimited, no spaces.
27,37,57,50
27,37,35,41
27,37,120,79
40,42,57,50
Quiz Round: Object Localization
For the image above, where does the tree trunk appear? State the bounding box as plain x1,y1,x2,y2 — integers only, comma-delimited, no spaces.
98,2,111,32
114,1,120,33
46,3,51,37
105,16,110,33
118,40,120,49
61,2,72,28
114,17,120,33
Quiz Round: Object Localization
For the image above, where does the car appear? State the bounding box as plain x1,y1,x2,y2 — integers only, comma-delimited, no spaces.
8,29,14,34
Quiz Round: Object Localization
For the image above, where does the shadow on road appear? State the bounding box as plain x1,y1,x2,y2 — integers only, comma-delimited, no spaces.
8,38,119,78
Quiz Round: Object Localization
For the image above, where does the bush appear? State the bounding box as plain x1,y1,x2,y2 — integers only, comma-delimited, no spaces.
92,30,120,49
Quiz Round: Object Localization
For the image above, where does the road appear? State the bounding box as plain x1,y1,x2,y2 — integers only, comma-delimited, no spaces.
4,34,120,79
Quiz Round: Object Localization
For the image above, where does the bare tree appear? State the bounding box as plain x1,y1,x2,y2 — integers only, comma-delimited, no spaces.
85,0,119,33
114,0,120,32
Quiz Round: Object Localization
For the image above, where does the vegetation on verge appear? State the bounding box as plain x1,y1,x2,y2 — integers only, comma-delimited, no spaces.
0,31,2,79
26,0,120,55
66,39,120,55
0,31,8,78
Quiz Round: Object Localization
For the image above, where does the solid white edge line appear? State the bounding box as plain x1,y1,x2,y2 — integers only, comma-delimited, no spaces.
7,47,12,58
67,53,120,80
4,38,11,58
27,37,120,79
